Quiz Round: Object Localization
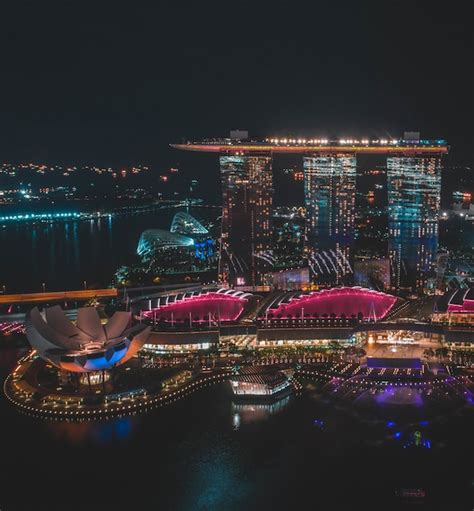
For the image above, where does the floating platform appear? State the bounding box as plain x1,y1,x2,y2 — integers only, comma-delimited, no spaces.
229,367,294,401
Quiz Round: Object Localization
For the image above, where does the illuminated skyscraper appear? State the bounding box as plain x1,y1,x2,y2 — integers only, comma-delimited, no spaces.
172,135,448,292
387,156,442,292
219,154,273,288
303,155,356,284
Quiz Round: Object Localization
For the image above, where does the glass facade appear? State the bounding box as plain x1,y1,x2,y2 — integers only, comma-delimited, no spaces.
219,154,273,287
303,155,356,284
387,157,442,292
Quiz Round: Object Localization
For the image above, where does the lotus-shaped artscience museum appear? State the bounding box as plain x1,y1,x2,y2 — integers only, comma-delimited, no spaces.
25,306,150,373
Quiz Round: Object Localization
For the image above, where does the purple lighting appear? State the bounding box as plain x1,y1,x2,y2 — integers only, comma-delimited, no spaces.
376,387,424,407
448,300,474,313
269,287,396,320
446,288,474,313
143,292,248,323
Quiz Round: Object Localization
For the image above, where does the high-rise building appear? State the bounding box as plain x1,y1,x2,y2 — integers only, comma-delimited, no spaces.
387,156,442,293
172,136,448,293
219,154,273,288
303,155,356,284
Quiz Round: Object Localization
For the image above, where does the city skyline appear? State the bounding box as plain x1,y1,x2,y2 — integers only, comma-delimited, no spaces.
172,133,448,294
0,2,472,510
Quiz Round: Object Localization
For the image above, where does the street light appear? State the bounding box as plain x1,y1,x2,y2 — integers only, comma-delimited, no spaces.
42,282,46,293
83,280,87,289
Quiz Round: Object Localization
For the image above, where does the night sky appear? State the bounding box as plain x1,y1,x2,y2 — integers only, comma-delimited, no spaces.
0,1,471,168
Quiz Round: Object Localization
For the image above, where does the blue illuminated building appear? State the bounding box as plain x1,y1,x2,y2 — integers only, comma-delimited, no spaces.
136,211,212,259
387,156,442,292
195,239,215,260
303,155,356,284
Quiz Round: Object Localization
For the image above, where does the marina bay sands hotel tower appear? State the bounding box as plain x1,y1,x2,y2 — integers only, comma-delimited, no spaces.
218,151,273,288
304,153,356,286
172,132,447,292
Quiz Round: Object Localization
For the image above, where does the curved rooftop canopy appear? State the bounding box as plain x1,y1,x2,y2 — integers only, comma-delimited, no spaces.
170,211,208,236
137,229,194,257
142,288,252,323
443,288,474,313
26,306,150,373
265,287,397,320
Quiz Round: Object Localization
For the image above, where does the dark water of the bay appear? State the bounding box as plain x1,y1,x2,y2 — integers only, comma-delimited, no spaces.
0,347,472,511
0,209,175,293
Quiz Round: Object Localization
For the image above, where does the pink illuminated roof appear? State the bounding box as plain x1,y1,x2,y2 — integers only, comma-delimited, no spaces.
143,289,250,323
447,288,474,313
267,287,397,320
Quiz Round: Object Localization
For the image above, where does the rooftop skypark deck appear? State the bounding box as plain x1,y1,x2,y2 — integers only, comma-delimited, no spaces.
171,137,448,155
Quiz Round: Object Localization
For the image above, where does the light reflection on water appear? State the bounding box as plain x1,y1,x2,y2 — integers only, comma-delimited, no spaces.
46,416,137,445
0,210,174,292
1,378,473,509
375,387,424,407
231,395,292,429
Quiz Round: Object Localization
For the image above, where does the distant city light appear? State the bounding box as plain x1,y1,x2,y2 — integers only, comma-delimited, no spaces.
0,211,80,222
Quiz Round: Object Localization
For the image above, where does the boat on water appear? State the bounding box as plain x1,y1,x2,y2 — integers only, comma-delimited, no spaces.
229,367,294,401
